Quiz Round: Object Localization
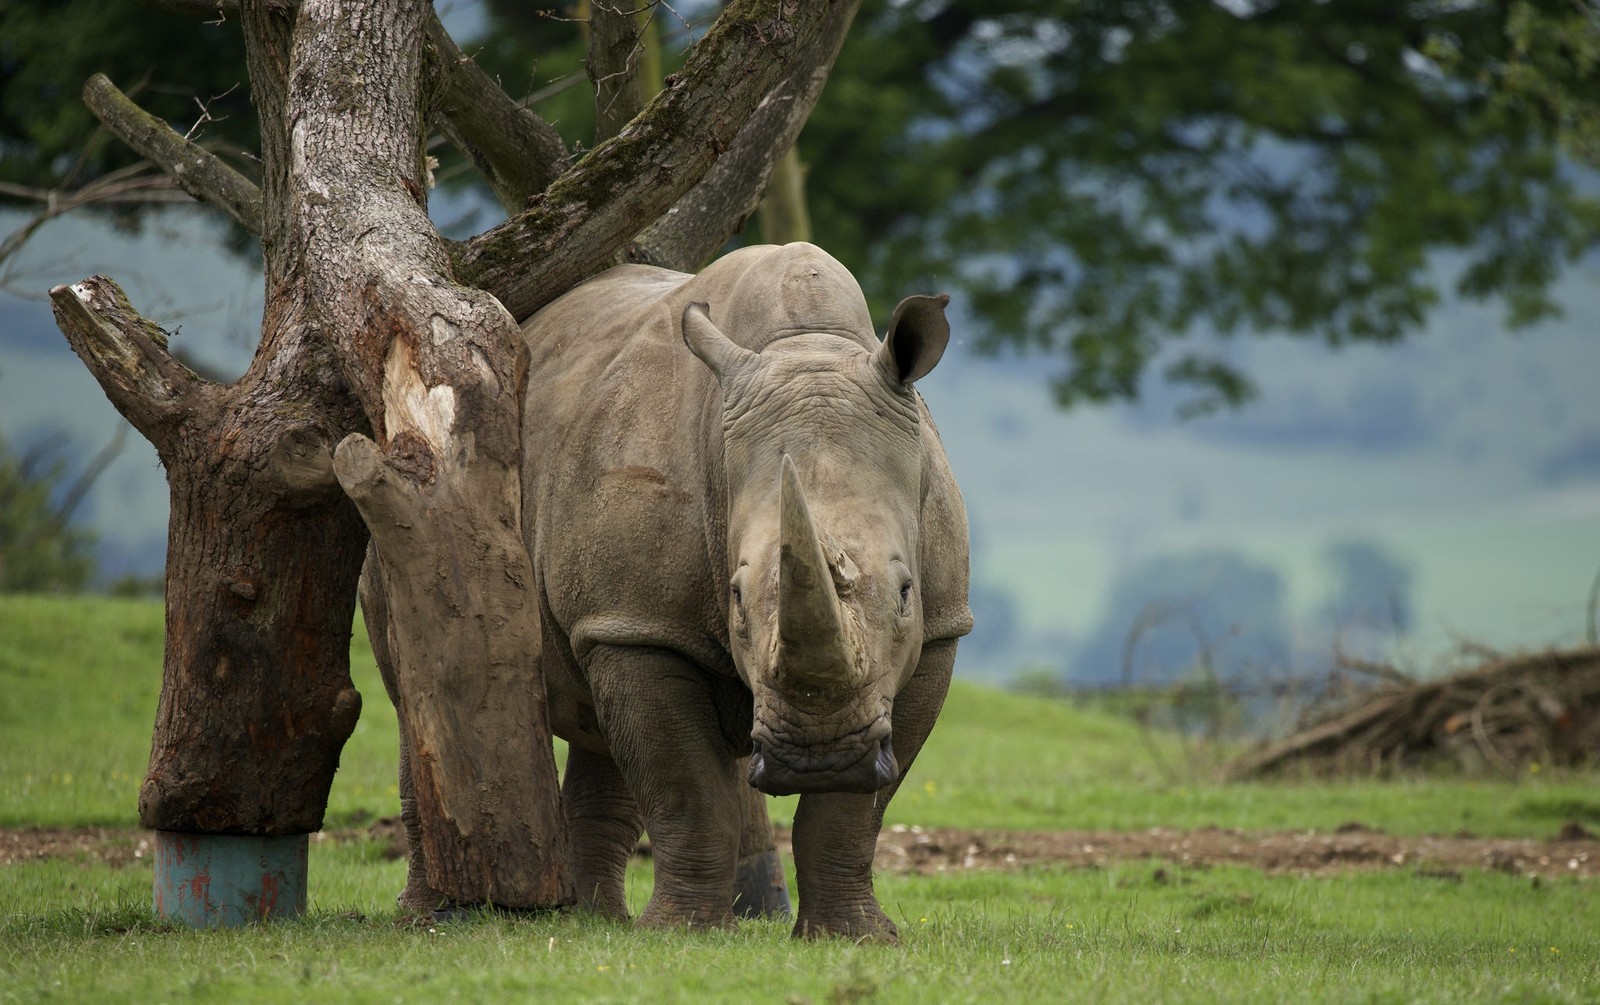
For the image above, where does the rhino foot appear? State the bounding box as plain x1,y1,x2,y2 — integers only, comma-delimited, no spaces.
792,903,899,945
733,850,793,919
636,897,736,931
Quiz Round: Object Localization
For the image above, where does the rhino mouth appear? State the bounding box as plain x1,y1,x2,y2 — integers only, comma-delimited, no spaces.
747,724,898,796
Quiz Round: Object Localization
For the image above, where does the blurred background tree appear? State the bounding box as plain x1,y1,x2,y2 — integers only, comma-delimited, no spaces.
802,0,1600,411
0,428,109,593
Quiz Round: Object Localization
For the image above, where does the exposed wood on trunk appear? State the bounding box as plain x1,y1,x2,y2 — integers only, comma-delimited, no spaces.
336,438,572,907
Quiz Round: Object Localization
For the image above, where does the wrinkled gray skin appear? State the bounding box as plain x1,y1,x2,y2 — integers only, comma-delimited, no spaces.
525,243,972,941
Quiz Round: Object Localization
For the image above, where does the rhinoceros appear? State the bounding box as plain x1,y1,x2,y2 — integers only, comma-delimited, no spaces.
370,242,971,942
520,243,972,941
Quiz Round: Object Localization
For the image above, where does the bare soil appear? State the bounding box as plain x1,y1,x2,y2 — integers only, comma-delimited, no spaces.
5,819,1596,880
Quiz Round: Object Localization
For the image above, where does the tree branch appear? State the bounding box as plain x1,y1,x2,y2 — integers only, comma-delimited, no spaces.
81,73,263,235
48,275,205,443
454,0,853,321
588,0,646,144
425,9,571,215
240,0,296,285
634,0,857,271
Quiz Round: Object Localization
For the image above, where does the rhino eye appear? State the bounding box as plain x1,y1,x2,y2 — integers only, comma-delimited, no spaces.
898,579,913,613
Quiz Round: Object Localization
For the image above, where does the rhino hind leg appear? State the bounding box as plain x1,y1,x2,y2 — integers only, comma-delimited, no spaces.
562,744,644,920
789,638,958,943
733,771,792,919
585,644,744,930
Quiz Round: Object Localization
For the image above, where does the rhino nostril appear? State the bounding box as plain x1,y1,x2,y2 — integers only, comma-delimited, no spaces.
873,739,898,788
747,742,768,787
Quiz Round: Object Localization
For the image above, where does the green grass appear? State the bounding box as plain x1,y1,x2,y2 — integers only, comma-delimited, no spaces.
4,852,1597,1004
4,595,1600,1003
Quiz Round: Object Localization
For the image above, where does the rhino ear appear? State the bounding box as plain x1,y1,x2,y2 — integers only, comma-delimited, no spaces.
875,293,950,386
683,301,758,381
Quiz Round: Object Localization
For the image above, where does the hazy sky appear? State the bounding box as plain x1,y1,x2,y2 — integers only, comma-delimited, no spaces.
3,204,1597,679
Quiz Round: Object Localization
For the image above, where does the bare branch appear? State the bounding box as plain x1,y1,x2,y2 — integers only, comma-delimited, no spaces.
455,0,855,321
425,9,571,214
0,165,191,268
81,74,263,234
48,275,206,443
634,1,857,271
128,0,236,15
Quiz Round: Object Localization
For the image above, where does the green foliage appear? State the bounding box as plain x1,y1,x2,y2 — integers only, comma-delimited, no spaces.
803,0,1600,409
10,2,1595,411
0,434,96,593
0,0,255,193
1435,0,1600,168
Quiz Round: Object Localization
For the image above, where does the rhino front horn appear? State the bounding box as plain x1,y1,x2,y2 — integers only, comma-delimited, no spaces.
777,455,851,687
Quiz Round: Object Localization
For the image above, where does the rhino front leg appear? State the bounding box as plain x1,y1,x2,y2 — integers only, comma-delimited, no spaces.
586,644,744,929
790,639,957,943
563,744,643,920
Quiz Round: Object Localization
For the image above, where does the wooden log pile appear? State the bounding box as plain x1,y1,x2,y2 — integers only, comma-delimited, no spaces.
1225,646,1600,779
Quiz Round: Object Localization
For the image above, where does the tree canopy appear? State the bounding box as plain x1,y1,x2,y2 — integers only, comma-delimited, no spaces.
801,0,1600,409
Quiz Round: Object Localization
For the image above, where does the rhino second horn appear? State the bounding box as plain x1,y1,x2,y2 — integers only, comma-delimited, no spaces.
777,455,852,687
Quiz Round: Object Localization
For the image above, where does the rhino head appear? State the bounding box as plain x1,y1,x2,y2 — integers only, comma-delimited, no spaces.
682,294,950,795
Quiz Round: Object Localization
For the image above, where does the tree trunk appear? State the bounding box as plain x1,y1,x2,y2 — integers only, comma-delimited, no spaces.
50,276,368,835
286,0,570,908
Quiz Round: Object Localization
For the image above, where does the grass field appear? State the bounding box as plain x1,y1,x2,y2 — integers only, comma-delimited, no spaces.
3,595,1599,1003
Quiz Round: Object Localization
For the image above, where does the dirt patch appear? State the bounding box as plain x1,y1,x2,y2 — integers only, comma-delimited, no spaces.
5,820,1595,880
866,822,1598,879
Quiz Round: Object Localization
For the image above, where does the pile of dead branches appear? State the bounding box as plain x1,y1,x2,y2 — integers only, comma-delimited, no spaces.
1225,646,1600,779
